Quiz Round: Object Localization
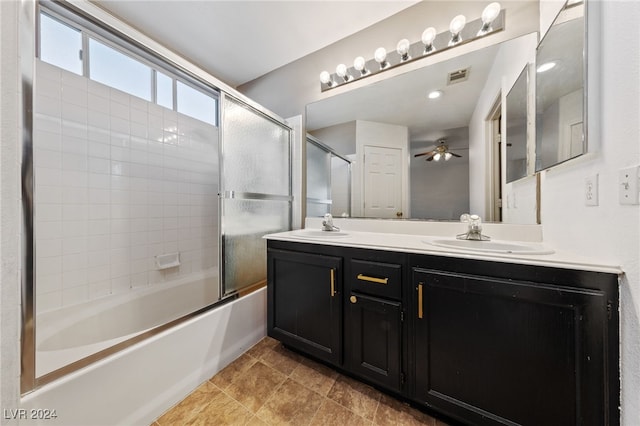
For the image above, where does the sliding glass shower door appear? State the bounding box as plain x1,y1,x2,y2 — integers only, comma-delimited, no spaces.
220,94,292,295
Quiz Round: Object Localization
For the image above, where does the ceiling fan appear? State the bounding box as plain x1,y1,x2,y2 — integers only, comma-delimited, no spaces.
414,139,463,162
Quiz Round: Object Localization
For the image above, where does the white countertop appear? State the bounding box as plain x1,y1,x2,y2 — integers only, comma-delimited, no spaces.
265,224,623,275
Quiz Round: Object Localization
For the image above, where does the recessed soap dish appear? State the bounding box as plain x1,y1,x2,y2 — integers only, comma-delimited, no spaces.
155,252,180,270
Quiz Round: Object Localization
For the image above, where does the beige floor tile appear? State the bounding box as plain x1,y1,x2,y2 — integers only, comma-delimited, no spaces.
153,337,455,426
290,357,339,396
211,352,258,390
374,393,436,426
256,378,324,425
225,361,287,413
309,398,373,426
186,391,254,426
246,336,280,359
156,381,221,425
259,344,303,376
327,375,381,420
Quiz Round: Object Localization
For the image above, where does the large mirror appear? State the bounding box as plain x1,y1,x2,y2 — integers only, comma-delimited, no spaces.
306,33,538,222
536,1,585,170
505,65,530,183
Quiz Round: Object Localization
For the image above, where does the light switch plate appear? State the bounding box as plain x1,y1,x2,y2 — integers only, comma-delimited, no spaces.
619,166,640,205
585,174,598,206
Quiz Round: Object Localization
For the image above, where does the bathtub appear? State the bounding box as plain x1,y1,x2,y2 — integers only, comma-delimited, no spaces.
36,269,221,377
22,284,267,425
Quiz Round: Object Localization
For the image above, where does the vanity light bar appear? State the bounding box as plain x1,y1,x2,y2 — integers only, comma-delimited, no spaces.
319,7,505,92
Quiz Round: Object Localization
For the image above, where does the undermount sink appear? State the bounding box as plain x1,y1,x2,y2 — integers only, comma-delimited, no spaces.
426,239,554,255
293,230,351,239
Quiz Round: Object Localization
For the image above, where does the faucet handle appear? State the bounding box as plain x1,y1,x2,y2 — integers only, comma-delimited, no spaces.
460,213,471,222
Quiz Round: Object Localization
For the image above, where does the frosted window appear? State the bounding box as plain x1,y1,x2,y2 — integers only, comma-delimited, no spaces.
177,81,217,126
222,97,290,195
331,156,351,217
89,38,152,101
306,141,332,217
222,199,290,295
156,72,173,109
307,142,331,200
39,13,83,75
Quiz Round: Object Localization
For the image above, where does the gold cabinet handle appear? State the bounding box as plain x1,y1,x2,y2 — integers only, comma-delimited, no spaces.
417,283,423,319
357,274,388,285
330,268,336,297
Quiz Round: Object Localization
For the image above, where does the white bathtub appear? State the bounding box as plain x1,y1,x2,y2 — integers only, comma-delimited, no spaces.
22,285,267,425
36,270,221,377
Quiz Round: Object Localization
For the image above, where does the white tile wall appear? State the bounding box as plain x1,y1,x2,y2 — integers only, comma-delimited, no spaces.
34,60,219,313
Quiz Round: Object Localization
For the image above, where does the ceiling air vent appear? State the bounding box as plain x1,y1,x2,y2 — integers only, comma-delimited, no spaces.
447,67,470,85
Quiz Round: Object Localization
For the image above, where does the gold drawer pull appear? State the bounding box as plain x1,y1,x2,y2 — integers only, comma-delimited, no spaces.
418,283,423,319
357,274,388,285
330,269,336,297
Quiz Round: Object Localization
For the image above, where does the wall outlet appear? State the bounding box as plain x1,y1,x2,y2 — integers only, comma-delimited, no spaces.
585,174,598,206
619,166,640,205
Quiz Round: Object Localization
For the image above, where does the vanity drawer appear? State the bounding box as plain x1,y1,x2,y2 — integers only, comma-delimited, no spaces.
349,259,402,300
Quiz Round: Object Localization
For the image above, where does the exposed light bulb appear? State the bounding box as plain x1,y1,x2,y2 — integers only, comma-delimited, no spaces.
449,14,466,46
354,56,368,75
537,61,556,73
428,90,443,99
336,63,350,82
320,71,332,85
444,152,453,161
421,27,437,53
374,47,388,69
396,39,411,61
433,153,442,161
478,2,501,36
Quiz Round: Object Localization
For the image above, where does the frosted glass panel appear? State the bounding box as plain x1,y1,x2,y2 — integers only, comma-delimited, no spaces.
331,156,351,217
223,199,290,295
307,202,330,218
307,142,331,200
222,97,290,195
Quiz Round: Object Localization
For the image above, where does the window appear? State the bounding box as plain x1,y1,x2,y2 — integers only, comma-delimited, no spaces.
156,72,173,110
39,13,82,75
37,7,218,126
89,38,152,101
177,81,217,126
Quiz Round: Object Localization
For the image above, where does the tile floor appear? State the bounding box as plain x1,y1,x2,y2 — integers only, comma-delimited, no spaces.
152,336,452,426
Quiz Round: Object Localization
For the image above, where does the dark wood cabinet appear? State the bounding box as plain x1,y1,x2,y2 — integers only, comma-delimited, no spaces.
347,292,403,392
410,256,619,426
267,247,343,366
266,240,619,426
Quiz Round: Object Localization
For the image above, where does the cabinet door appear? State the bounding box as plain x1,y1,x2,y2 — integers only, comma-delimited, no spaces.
267,248,342,366
347,292,402,392
412,268,611,426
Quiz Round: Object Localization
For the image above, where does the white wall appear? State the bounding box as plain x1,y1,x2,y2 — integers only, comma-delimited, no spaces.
33,61,219,314
539,1,640,423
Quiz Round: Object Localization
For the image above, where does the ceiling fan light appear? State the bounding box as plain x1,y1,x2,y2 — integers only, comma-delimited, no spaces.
444,152,453,161
433,153,442,161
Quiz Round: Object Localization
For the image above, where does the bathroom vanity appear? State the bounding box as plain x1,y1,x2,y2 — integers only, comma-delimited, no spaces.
265,222,620,426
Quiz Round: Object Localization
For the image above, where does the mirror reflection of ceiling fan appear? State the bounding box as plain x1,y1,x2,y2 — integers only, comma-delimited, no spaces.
414,139,463,162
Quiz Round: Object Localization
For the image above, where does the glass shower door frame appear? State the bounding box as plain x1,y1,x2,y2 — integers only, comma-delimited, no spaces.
218,92,293,297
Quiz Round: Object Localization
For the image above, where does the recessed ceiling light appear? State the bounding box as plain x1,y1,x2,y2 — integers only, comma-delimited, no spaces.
428,90,443,99
537,61,557,73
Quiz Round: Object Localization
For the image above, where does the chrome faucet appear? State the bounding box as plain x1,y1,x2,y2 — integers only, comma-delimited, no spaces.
322,213,340,232
456,214,491,241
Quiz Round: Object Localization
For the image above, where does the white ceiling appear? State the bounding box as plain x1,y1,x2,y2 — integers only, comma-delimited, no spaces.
94,0,419,87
